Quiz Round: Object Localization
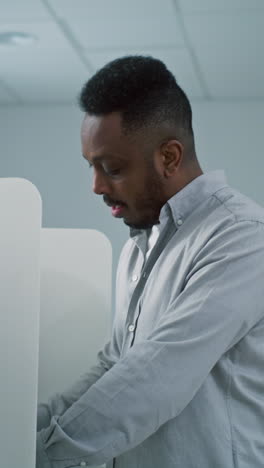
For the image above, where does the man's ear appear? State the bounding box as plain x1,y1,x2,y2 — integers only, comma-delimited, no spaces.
161,140,183,177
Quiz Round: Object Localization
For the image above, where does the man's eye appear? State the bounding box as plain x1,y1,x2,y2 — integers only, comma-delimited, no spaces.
105,168,121,177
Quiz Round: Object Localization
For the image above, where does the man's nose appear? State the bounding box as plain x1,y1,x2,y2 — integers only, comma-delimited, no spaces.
92,170,110,195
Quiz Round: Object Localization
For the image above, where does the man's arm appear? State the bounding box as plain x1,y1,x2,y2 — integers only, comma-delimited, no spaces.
37,339,119,431
36,221,264,467
37,239,130,433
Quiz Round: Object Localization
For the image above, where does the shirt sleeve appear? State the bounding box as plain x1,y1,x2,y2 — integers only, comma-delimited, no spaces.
36,220,264,468
37,338,119,432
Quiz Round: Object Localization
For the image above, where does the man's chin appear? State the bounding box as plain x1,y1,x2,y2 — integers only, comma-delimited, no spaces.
124,217,160,230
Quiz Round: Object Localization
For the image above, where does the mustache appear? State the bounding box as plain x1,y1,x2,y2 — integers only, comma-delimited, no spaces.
103,195,126,207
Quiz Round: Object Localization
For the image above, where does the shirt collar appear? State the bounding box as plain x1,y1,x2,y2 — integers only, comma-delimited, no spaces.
165,170,228,228
130,170,228,238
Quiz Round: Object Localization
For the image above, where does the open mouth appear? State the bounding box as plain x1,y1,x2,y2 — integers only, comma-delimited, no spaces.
103,196,126,217
111,205,126,217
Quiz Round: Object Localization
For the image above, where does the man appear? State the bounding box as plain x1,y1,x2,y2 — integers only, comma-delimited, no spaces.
36,56,264,468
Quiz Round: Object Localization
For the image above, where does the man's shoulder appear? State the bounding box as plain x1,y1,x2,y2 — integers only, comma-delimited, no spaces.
211,185,264,226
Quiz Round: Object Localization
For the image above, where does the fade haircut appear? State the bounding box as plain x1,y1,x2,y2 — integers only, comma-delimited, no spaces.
79,55,194,144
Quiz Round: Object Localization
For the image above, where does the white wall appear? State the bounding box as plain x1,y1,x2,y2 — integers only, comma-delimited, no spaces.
0,101,264,271
192,101,264,204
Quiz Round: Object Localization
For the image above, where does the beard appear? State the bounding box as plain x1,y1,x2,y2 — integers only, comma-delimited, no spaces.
124,166,166,230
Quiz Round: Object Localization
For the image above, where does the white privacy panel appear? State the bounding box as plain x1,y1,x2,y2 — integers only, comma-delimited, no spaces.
38,228,112,403
0,178,41,468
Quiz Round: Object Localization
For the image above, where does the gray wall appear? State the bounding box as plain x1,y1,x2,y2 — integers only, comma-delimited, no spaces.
1,101,264,290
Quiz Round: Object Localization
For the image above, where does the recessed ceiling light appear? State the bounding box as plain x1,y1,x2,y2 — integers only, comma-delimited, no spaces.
0,32,37,46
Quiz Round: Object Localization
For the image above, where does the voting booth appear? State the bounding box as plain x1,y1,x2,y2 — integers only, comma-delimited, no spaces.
0,178,111,468
39,228,112,402
0,179,41,468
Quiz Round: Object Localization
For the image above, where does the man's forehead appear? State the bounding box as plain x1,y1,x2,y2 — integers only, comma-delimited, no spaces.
81,112,131,162
81,112,123,141
81,112,152,162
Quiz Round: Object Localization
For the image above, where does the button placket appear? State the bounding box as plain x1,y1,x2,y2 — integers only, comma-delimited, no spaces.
126,222,178,349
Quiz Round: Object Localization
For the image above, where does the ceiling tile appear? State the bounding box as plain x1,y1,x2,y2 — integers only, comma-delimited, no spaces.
68,15,184,50
0,22,90,103
183,12,264,98
85,48,205,99
1,51,90,104
0,0,50,22
178,0,264,12
50,0,176,20
0,21,72,50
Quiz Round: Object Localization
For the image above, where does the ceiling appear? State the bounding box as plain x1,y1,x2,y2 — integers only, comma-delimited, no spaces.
0,0,263,106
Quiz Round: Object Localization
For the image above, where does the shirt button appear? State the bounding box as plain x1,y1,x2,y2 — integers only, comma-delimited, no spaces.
177,219,183,226
128,324,135,332
80,463,87,467
132,274,138,282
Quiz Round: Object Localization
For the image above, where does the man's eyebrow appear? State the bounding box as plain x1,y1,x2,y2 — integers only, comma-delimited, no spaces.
82,154,104,166
82,154,125,164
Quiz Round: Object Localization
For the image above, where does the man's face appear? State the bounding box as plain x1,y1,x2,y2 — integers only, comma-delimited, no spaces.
81,112,168,229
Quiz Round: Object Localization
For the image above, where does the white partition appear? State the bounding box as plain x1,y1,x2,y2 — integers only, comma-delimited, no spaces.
38,228,112,402
0,178,41,468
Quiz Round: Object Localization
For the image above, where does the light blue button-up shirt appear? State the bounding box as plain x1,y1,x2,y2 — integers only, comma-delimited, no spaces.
37,171,264,468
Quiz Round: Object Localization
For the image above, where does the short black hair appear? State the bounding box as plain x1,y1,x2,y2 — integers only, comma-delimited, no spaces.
79,55,194,140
